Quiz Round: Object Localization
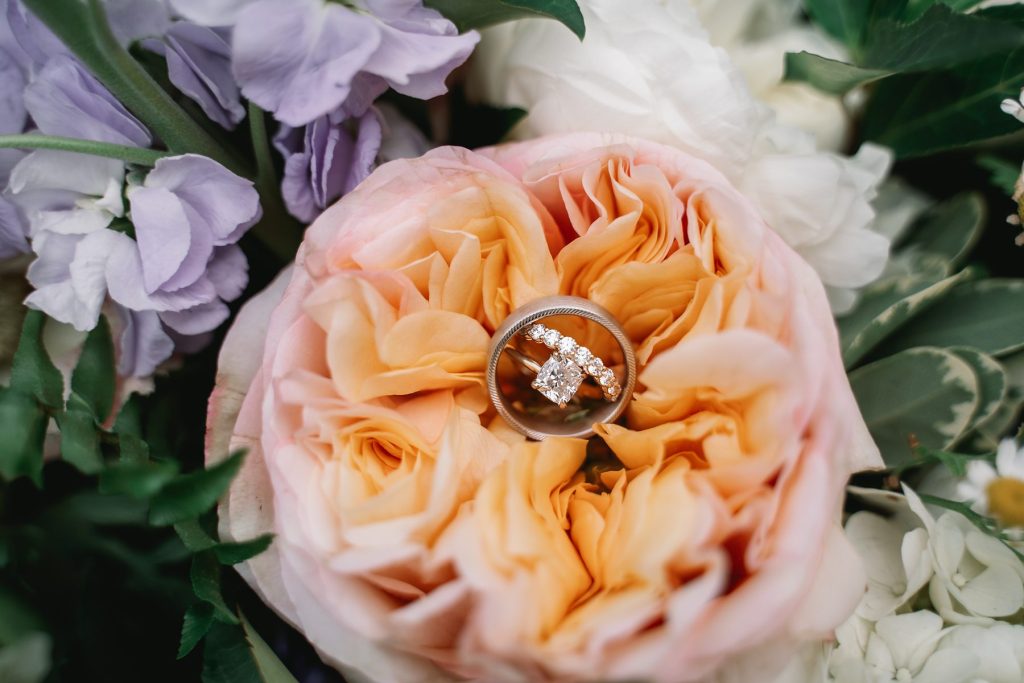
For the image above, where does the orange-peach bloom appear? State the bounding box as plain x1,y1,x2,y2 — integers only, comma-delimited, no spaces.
207,135,880,683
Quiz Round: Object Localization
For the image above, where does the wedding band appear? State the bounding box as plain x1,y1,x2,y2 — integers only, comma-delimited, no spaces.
486,296,637,440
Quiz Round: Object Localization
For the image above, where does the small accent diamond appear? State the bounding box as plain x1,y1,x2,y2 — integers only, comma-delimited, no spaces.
532,353,584,407
542,329,562,348
598,368,616,386
606,384,621,398
585,357,604,375
557,336,577,355
573,346,592,366
525,323,547,341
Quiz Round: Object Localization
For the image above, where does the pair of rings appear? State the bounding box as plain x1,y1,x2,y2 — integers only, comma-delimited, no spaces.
486,296,636,440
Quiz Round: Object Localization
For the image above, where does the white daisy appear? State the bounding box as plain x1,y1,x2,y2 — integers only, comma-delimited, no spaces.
956,439,1024,528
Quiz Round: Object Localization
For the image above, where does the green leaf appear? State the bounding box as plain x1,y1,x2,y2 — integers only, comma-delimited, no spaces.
978,154,1021,195
839,270,968,368
56,401,103,475
71,317,115,422
864,5,1024,71
850,347,980,467
99,458,178,498
149,450,246,526
202,613,299,683
949,347,1008,434
116,432,150,462
190,552,237,624
424,0,585,39
0,134,169,166
246,103,300,263
877,279,1024,357
784,52,890,94
174,518,273,565
240,612,299,683
214,535,274,566
0,389,48,485
178,603,215,660
10,311,63,410
864,48,1024,158
805,0,872,50
898,192,985,269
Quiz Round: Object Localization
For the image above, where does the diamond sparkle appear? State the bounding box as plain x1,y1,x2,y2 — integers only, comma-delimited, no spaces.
532,353,584,407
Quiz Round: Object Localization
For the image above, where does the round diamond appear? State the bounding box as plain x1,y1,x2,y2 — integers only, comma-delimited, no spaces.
573,346,592,366
606,384,621,398
599,368,616,386
542,329,562,348
585,357,604,375
557,336,577,355
525,323,547,341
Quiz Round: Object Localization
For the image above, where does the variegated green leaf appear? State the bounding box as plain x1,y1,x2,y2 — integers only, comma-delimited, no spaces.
839,270,968,368
878,279,1024,357
949,347,1008,434
850,346,979,467
899,192,985,270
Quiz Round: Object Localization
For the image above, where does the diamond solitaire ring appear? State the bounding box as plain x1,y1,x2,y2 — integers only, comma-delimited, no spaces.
486,296,637,440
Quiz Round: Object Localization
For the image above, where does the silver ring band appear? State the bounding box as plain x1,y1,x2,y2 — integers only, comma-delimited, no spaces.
486,296,637,440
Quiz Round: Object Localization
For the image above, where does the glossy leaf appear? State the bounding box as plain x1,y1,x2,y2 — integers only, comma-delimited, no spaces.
899,192,985,269
839,270,968,368
949,347,1008,434
864,48,1024,158
240,612,299,683
190,552,237,624
10,311,63,410
784,52,890,94
71,317,116,422
850,347,979,467
99,459,179,498
178,603,215,660
425,0,585,39
56,401,103,475
877,279,1024,357
0,389,48,485
149,450,246,526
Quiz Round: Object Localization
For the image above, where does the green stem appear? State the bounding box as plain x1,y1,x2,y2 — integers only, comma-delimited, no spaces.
22,0,249,176
246,103,301,262
0,134,170,166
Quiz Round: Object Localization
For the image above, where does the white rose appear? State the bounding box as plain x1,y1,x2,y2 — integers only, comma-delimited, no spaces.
469,0,891,313
692,0,851,151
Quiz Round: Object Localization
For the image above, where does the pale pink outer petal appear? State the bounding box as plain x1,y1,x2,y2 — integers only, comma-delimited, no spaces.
207,261,460,683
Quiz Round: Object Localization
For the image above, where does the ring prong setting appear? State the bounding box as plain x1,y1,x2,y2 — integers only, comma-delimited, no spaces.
531,353,585,408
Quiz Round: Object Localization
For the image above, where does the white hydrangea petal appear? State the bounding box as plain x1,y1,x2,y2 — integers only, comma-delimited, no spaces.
957,563,1023,617
912,645,979,683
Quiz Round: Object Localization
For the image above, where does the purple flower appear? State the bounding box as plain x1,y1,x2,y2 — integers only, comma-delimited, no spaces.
18,154,258,375
0,196,27,259
274,109,382,223
110,305,175,378
142,22,244,130
24,55,151,146
221,0,477,126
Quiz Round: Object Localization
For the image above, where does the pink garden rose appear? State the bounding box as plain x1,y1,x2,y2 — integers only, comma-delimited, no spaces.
206,133,881,682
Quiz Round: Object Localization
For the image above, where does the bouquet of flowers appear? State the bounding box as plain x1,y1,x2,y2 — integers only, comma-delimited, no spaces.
1,0,1023,682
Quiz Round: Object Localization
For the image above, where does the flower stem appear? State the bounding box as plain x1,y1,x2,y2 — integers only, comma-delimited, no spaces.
22,0,249,176
0,134,170,166
246,103,302,262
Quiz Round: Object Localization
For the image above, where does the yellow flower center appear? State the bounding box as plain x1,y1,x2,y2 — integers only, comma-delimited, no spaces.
986,477,1024,528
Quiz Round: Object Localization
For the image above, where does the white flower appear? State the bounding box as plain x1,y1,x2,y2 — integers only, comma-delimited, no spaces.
469,0,892,313
691,0,852,151
1000,89,1024,124
957,439,1024,524
829,611,978,683
846,486,1024,626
